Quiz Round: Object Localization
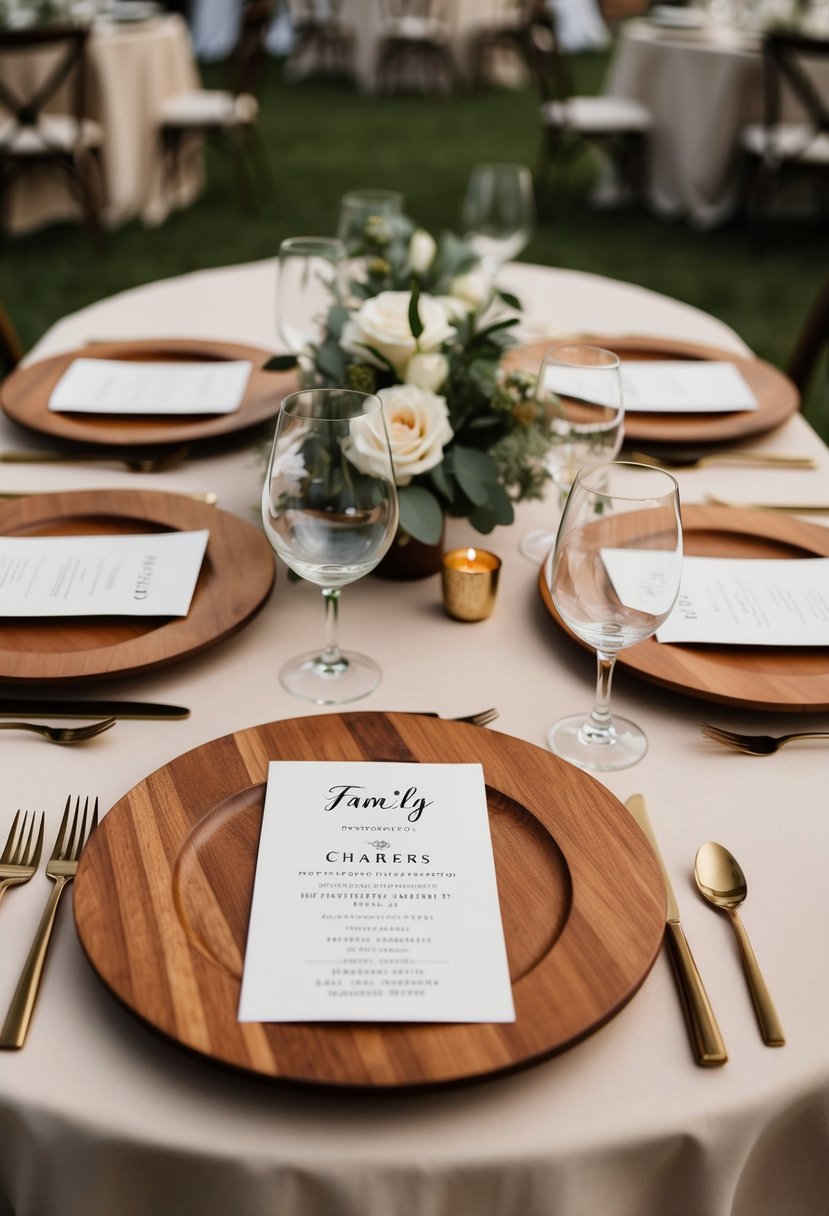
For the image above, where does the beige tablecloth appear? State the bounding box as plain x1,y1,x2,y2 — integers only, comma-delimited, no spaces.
0,260,828,1215
1,13,202,235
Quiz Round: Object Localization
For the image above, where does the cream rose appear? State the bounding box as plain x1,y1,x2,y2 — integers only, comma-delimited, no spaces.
407,228,437,275
340,290,455,375
345,384,453,486
404,351,449,394
448,265,494,311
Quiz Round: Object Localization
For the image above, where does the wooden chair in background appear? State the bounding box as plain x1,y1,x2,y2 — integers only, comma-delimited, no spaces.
528,19,652,207
285,0,356,81
740,33,829,231
375,0,458,95
159,0,274,210
0,24,104,251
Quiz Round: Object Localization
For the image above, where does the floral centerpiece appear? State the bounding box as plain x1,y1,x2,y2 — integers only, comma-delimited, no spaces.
268,213,554,555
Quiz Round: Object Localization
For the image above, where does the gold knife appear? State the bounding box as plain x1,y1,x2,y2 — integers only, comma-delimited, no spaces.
626,794,728,1067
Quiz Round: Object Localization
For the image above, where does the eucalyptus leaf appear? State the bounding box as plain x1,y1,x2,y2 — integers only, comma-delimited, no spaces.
263,354,299,372
452,445,499,507
398,484,444,545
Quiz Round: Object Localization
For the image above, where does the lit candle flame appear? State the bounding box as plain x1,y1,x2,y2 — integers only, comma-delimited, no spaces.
466,547,477,567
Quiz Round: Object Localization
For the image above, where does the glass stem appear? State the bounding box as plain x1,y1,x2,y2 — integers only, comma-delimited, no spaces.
588,649,616,736
321,587,342,665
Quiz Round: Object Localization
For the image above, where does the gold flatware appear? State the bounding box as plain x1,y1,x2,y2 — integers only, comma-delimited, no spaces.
632,450,816,471
0,795,99,1049
0,489,218,505
0,699,189,720
694,841,785,1046
701,721,829,755
705,493,829,513
0,718,116,744
625,794,728,1067
0,445,190,473
443,708,499,727
0,811,45,906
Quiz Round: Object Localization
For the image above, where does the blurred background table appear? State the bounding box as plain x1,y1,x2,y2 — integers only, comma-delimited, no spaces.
0,259,828,1215
0,12,202,235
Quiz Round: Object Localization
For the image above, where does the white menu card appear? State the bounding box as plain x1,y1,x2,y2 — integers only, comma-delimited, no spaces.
238,761,516,1024
620,361,758,413
655,556,829,645
48,359,252,415
0,531,209,617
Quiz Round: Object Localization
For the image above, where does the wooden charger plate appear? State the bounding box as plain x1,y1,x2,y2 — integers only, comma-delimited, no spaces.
505,336,799,445
0,488,274,682
0,338,296,448
73,711,665,1090
540,504,829,712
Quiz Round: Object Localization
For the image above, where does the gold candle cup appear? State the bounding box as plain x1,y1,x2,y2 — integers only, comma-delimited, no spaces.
441,547,502,622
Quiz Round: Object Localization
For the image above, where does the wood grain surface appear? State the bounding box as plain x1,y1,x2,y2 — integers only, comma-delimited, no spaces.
73,712,665,1090
505,336,799,445
0,489,275,682
540,504,829,712
0,338,297,448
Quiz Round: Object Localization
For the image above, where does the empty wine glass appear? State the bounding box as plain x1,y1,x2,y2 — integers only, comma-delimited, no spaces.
520,344,625,563
547,461,682,771
276,236,345,359
462,163,535,280
262,389,399,704
336,188,404,256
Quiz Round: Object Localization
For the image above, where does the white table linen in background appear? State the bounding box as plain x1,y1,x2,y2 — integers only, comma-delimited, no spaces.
0,260,827,1216
1,14,202,234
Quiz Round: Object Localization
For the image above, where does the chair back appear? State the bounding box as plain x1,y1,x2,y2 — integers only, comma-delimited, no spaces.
762,33,829,138
787,275,829,400
231,1,274,98
378,0,452,22
0,24,90,151
527,18,572,105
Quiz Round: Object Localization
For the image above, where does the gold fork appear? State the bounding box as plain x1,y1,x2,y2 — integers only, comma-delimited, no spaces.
701,722,829,756
0,795,99,1050
0,811,45,906
0,715,116,744
0,718,116,744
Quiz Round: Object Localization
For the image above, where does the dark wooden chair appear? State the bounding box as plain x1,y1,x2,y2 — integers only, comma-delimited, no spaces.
285,0,356,81
158,0,274,210
740,33,829,231
0,24,105,251
374,0,458,95
0,301,23,378
467,0,548,89
528,19,652,207
787,276,829,413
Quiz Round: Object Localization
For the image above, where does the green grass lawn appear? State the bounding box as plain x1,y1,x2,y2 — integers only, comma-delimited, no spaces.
1,53,827,433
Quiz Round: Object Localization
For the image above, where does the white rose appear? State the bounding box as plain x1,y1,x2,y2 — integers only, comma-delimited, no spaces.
340,290,455,375
407,228,437,275
404,352,449,393
449,265,494,311
345,383,453,486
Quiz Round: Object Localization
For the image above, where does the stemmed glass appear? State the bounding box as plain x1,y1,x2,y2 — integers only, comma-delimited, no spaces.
336,188,404,255
276,236,345,359
547,461,682,771
462,163,535,281
520,344,625,563
261,389,399,704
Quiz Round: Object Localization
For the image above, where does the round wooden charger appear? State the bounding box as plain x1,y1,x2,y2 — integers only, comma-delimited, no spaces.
73,712,665,1090
540,504,829,712
505,336,799,445
0,338,297,448
0,489,275,682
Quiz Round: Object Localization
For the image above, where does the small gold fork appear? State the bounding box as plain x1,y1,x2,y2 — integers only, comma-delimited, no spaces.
0,811,44,906
0,795,98,1050
701,722,829,756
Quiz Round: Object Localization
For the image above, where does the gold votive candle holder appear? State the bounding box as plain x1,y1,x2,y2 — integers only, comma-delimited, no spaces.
441,547,502,622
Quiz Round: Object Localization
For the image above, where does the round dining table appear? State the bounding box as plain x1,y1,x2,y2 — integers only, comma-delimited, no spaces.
0,259,828,1215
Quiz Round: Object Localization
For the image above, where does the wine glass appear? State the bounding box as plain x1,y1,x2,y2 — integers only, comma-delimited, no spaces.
276,236,346,358
520,344,625,563
462,163,535,280
336,188,405,256
261,389,399,704
547,461,682,771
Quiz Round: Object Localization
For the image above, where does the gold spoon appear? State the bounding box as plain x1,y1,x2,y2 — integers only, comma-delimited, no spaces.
694,842,785,1046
